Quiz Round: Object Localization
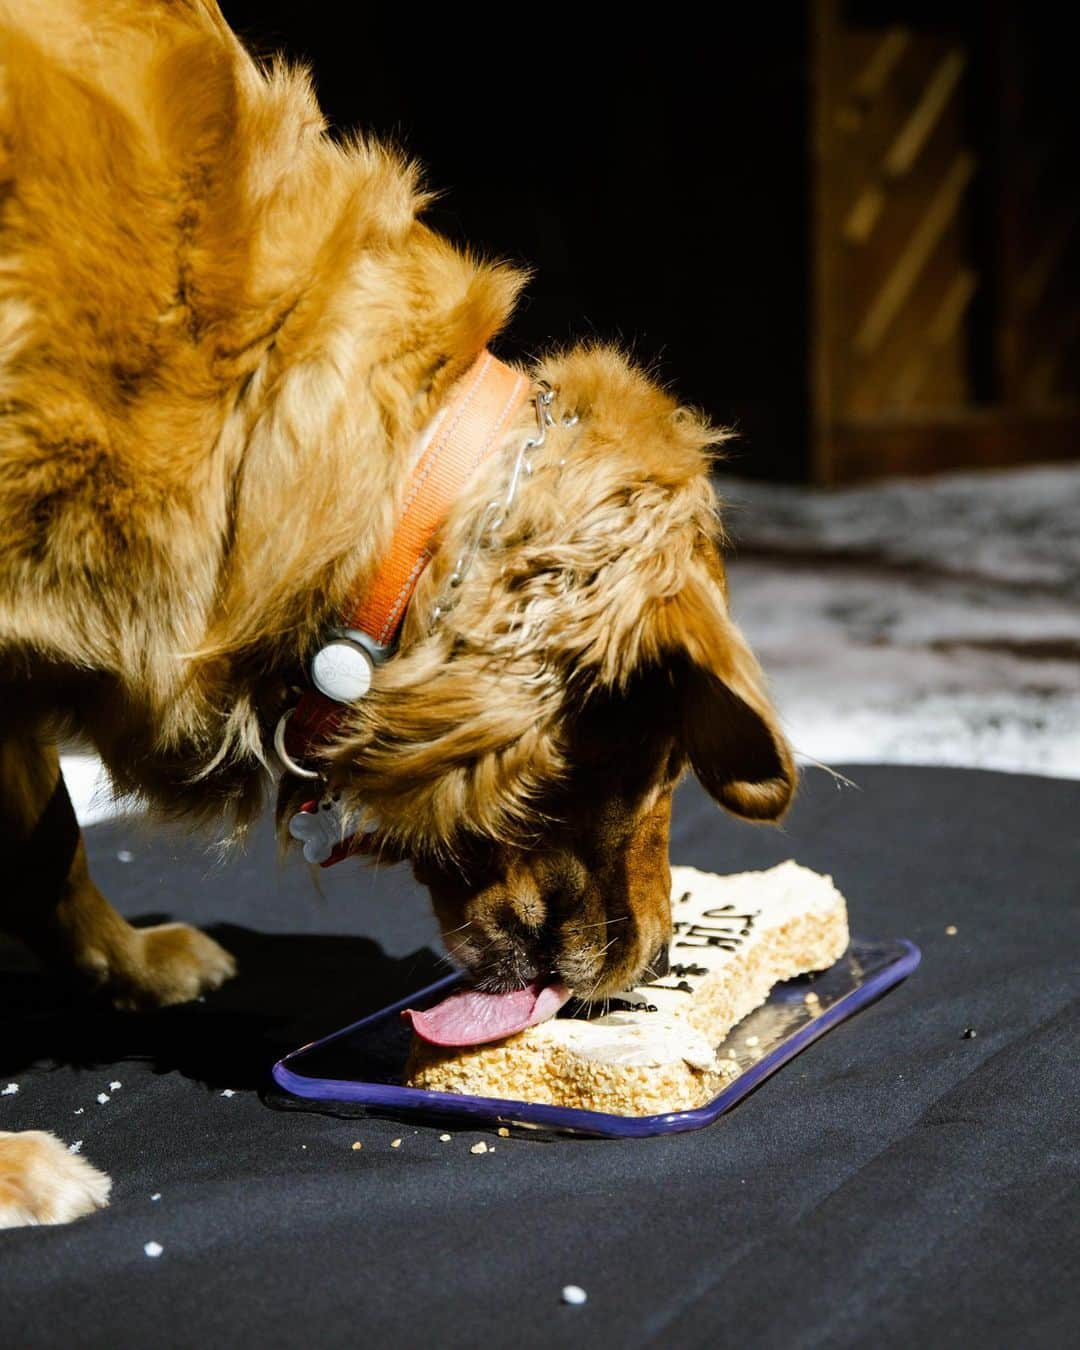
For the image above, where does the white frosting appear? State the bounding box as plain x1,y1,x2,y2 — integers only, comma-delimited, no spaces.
619,859,842,1014
530,1011,718,1072
533,861,843,1072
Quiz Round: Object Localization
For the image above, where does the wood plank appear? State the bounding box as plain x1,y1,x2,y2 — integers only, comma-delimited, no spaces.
854,150,976,356
831,408,1080,481
851,27,911,102
883,49,967,178
1016,204,1080,311
889,269,979,407
843,186,886,244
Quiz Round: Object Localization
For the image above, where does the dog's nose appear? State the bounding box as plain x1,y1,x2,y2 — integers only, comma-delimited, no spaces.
650,942,670,979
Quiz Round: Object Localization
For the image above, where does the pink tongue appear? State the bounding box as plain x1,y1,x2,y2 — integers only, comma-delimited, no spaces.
404,980,571,1047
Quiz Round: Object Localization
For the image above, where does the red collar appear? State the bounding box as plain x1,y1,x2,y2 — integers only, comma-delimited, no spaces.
279,351,529,845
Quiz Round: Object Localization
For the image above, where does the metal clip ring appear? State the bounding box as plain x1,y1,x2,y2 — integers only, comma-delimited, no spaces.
273,709,322,780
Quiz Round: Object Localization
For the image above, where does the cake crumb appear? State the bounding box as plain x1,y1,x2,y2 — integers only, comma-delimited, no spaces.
69,1140,83,1154
470,1141,488,1155
497,1127,510,1138
220,1089,236,1098
144,1242,163,1259
2,1083,18,1096
150,1193,161,1202
74,1108,84,1116
351,1141,363,1151
109,1081,122,1091
561,1285,587,1306
726,1049,738,1059
117,850,134,863
744,1035,760,1047
96,1092,110,1105
945,925,958,936
962,1027,977,1039
439,1133,452,1142
390,1138,402,1148
804,991,820,1005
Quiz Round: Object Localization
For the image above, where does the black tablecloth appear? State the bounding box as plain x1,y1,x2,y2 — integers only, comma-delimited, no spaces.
1,766,1077,1348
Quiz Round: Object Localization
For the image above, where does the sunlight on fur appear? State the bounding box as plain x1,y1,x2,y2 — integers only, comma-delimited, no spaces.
0,0,799,1224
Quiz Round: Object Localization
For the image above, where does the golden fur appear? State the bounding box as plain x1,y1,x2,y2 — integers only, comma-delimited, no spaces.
0,1132,111,1228
0,0,794,1225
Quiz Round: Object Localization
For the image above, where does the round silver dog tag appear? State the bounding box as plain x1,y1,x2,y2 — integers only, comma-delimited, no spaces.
311,639,374,703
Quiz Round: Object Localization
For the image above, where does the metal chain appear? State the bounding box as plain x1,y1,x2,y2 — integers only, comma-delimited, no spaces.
430,382,578,628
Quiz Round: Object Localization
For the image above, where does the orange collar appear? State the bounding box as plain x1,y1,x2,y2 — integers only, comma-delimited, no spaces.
280,350,530,772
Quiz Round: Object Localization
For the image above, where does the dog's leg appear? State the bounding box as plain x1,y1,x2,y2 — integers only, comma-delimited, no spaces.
0,1132,111,1229
0,734,236,1010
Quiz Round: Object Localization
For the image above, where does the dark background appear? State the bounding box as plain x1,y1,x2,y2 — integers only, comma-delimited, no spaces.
218,4,811,480
218,3,1079,484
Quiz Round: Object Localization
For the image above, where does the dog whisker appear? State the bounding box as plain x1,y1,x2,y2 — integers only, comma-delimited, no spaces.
572,934,622,1006
581,968,607,1007
795,752,861,792
439,920,474,939
564,916,629,933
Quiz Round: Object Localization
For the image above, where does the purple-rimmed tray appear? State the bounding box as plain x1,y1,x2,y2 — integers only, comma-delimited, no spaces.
272,937,920,1138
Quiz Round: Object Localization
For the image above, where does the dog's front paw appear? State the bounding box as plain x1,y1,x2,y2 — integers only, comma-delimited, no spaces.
0,1131,112,1228
109,922,237,1011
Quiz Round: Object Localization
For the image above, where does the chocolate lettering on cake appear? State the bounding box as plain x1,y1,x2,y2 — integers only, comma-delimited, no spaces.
565,997,658,1018
672,906,759,951
569,891,762,1016
645,901,761,994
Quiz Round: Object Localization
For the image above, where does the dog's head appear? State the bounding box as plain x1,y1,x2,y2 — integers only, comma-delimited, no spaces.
303,346,794,998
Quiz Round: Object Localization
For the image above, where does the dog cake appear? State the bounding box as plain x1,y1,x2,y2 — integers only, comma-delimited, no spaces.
406,861,849,1114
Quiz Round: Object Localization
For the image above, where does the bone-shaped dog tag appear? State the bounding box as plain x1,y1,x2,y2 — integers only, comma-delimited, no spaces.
288,797,345,865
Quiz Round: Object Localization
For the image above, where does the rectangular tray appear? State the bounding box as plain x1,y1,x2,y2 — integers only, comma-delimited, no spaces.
272,937,920,1138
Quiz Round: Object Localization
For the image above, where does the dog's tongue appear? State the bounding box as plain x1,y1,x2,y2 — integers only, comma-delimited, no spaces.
404,980,571,1047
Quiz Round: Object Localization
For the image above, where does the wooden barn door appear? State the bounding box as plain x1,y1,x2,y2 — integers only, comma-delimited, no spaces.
810,2,1079,482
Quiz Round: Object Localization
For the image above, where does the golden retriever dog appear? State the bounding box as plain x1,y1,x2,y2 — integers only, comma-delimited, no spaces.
0,0,794,1226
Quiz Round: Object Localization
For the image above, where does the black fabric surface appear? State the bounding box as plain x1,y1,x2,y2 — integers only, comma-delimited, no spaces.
1,765,1077,1348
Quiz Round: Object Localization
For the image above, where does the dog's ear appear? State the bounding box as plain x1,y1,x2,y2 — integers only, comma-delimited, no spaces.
651,555,796,822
